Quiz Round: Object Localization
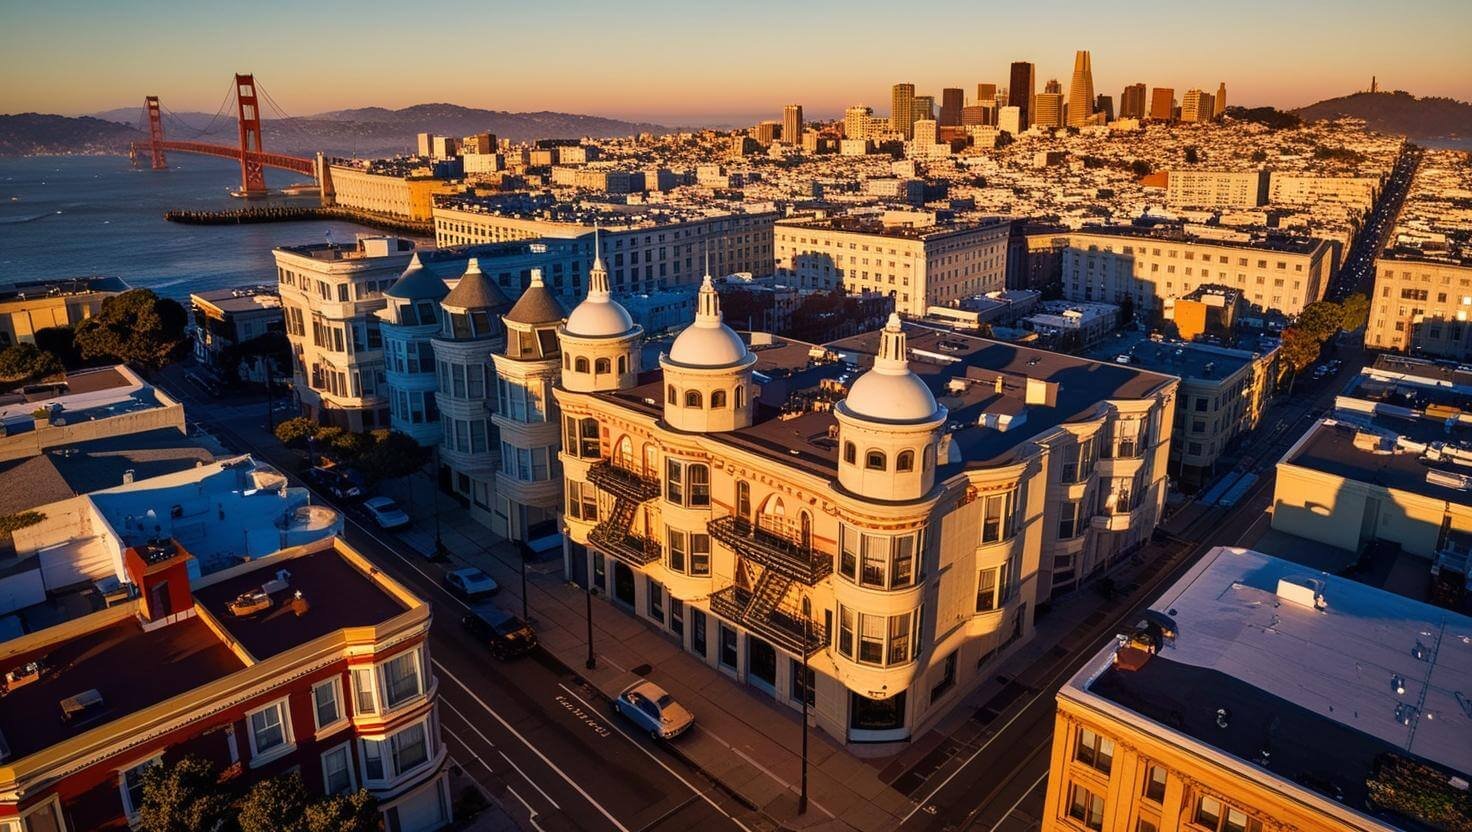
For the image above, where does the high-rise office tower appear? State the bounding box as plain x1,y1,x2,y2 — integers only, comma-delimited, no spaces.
977,82,997,104
1008,62,1035,130
783,104,804,145
1095,94,1114,122
1181,89,1215,123
1044,78,1062,94
1214,82,1227,119
914,95,935,122
940,88,964,126
1067,50,1095,127
1149,87,1175,121
1120,83,1147,119
753,120,780,144
961,105,988,126
844,105,874,140
891,83,916,139
1035,84,1064,128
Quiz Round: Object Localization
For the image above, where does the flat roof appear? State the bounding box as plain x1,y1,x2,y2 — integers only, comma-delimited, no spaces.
0,616,244,760
1285,417,1472,505
0,277,129,302
1071,547,1472,817
775,215,1005,241
194,546,408,660
1084,332,1260,385
0,428,215,517
1070,224,1327,256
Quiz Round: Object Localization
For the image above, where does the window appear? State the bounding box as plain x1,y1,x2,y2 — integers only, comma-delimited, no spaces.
1143,764,1167,802
595,357,611,374
897,450,914,472
839,525,921,589
1074,726,1114,774
393,720,431,775
1060,436,1095,483
736,481,751,518
1057,500,1082,539
837,605,919,666
844,442,857,464
1137,820,1159,832
352,667,377,715
976,561,1012,611
247,698,292,762
648,580,664,621
690,532,710,575
711,389,727,408
120,756,162,819
567,481,599,522
692,609,707,658
1194,796,1260,832
930,652,957,703
719,625,738,668
865,450,886,470
575,356,589,373
321,743,355,795
312,677,344,732
685,390,703,408
981,489,1018,543
670,598,684,637
667,384,677,404
666,460,709,507
380,649,424,710
1067,783,1105,831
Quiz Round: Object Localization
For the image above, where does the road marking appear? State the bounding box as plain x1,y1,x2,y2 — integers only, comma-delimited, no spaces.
436,660,632,832
557,683,755,832
983,771,1049,832
555,693,613,737
438,695,562,810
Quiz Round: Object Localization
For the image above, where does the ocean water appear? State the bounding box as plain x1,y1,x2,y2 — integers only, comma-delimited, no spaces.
0,155,391,300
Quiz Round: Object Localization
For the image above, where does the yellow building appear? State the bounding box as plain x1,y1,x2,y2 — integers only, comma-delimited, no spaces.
0,277,127,347
554,254,1177,745
1364,254,1472,359
326,162,453,221
1042,545,1472,832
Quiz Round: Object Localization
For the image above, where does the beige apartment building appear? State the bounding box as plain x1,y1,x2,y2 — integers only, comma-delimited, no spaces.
554,261,1177,745
0,277,127,347
1364,254,1472,358
431,199,778,294
1061,228,1333,316
1267,173,1381,211
1179,88,1215,122
1165,170,1269,209
775,215,1010,315
325,163,454,221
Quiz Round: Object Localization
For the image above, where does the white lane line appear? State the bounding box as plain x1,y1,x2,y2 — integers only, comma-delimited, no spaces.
436,660,633,832
506,786,546,832
556,683,755,832
983,772,1048,832
439,695,562,810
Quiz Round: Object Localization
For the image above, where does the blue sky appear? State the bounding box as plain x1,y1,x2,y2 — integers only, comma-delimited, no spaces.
2,0,1469,124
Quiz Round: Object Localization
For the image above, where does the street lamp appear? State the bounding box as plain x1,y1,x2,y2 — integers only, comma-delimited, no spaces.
585,582,598,670
799,595,811,815
519,541,530,623
431,445,444,559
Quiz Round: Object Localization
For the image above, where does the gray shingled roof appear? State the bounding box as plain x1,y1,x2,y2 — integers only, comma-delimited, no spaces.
442,268,510,312
384,256,449,302
504,284,567,325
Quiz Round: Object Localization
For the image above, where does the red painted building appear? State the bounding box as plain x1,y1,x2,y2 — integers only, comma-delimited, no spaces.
0,537,450,832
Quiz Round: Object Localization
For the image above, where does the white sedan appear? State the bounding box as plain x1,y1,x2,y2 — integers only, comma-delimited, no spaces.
362,496,410,530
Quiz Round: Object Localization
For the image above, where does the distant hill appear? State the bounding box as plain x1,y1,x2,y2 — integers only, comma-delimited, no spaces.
0,113,143,156
1293,91,1472,139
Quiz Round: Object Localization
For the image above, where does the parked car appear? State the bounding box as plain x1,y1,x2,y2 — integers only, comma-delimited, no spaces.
461,604,537,659
306,465,364,501
614,680,694,739
444,567,498,599
362,496,410,530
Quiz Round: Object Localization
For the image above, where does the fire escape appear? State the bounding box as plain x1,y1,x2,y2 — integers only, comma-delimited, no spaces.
708,516,829,657
586,461,661,565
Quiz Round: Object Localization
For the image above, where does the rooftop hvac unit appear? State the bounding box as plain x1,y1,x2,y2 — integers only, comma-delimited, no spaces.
1276,576,1326,611
59,689,106,724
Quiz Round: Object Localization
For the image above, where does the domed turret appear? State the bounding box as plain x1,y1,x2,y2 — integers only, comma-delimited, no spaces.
505,268,567,327
660,265,757,433
834,314,947,501
564,230,636,339
558,230,642,393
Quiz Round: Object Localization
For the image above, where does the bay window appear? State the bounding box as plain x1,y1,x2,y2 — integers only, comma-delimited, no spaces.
980,489,1018,544
563,416,600,458
1060,435,1096,483
667,530,711,576
836,605,920,666
976,561,1013,612
838,525,922,589
380,648,425,710
567,481,598,522
1057,500,1083,540
666,460,710,508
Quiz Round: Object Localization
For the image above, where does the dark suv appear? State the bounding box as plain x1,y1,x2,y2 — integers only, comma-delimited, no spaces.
306,465,365,501
461,604,538,659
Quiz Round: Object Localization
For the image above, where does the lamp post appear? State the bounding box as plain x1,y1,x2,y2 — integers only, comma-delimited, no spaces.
585,582,598,670
799,595,811,815
519,540,530,623
432,445,444,559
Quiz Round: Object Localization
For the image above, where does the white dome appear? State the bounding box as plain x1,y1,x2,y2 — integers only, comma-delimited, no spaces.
668,323,746,366
565,297,634,338
845,371,939,422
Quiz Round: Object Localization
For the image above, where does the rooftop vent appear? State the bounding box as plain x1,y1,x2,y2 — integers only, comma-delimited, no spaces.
1276,576,1327,611
59,689,106,725
138,539,178,565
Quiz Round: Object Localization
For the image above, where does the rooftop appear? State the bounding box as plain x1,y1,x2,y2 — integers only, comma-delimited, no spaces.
1069,546,1472,822
190,285,282,314
1285,416,1472,505
0,428,216,518
0,366,174,438
0,277,130,303
1084,331,1265,385
776,215,1006,241
1070,223,1329,256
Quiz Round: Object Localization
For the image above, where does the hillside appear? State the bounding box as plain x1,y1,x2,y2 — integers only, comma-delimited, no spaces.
1293,91,1472,139
0,113,143,156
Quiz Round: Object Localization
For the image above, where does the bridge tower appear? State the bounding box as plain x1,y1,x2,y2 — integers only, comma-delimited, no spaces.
145,96,167,170
234,73,267,196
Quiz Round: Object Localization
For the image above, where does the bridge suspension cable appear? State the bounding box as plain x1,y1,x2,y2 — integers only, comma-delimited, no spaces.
160,80,238,139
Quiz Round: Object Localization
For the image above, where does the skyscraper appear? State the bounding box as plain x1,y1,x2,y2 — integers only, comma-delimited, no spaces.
891,83,916,139
1120,83,1147,119
1067,50,1095,127
940,88,964,126
1181,89,1215,123
1008,62,1035,130
977,82,997,104
1035,82,1064,128
1095,94,1114,123
1149,87,1175,121
914,95,935,122
844,105,874,140
782,104,804,145
1214,82,1227,119
1044,78,1062,94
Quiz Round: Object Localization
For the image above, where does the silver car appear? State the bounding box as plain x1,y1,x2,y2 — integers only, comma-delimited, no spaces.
615,680,694,739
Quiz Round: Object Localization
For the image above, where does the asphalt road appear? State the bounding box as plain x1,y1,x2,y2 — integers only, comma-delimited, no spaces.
1325,145,1422,302
162,373,752,832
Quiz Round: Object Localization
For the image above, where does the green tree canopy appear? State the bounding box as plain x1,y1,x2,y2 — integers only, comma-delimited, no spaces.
0,343,63,384
1295,300,1346,341
135,755,234,832
358,429,432,482
73,288,188,368
274,416,319,447
238,771,310,832
1341,293,1370,331
304,790,379,832
1278,326,1322,391
33,326,80,368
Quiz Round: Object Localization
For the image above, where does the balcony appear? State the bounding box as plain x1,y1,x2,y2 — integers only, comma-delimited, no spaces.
588,522,660,566
710,585,827,658
587,461,660,503
708,516,832,585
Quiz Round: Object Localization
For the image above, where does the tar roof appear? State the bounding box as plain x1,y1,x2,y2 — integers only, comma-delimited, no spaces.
194,546,408,660
1075,547,1472,790
0,429,216,517
1286,417,1472,504
0,616,243,760
1084,332,1258,384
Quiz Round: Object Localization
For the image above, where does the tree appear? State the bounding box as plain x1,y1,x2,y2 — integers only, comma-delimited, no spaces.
1278,326,1322,392
0,343,62,384
1183,146,1200,164
73,288,188,368
358,429,432,482
33,326,80,368
1296,300,1346,341
135,756,234,832
1249,149,1268,163
238,771,311,832
1341,292,1371,331
274,416,319,447
305,790,379,832
1129,159,1152,177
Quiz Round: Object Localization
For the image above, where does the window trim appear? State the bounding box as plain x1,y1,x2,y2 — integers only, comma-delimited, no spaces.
117,753,163,821
312,675,348,736
351,666,379,716
320,740,357,796
378,646,428,712
245,695,296,767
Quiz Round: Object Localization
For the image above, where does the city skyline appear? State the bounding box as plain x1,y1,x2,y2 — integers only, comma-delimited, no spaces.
2,0,1470,124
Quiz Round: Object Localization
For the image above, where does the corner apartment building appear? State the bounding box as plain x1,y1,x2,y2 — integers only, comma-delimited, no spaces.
324,160,454,221
0,277,128,347
774,215,1010,315
1043,545,1471,832
0,536,450,832
1364,254,1472,358
431,196,779,294
189,286,284,384
1060,227,1333,317
554,266,1176,745
1165,170,1269,209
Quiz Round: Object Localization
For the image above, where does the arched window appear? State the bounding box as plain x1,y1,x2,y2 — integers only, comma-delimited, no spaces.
614,436,634,469
574,356,589,373
844,441,857,464
924,445,935,472
595,357,611,374
667,385,677,404
866,450,886,471
896,450,915,472
643,443,659,477
736,481,751,519
685,390,703,408
735,385,745,408
618,355,627,374
711,389,728,408
563,353,571,370
800,512,812,548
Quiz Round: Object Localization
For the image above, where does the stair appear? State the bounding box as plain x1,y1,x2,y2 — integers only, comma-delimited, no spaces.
744,569,792,620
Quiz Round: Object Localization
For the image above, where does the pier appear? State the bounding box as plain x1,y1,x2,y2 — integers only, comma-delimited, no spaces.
163,206,433,236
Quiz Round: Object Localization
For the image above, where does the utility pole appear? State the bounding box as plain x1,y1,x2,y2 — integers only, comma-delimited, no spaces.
585,582,598,670
432,445,444,559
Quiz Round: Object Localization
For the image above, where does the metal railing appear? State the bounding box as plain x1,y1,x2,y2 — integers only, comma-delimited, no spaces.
707,516,832,585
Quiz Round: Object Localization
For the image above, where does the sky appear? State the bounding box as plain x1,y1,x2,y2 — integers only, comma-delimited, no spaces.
2,0,1470,126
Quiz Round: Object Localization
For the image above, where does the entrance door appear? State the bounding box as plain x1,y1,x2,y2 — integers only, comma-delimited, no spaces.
747,636,777,691
613,561,636,606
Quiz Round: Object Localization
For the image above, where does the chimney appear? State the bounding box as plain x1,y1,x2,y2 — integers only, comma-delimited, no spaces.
993,375,1004,394
123,539,196,630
